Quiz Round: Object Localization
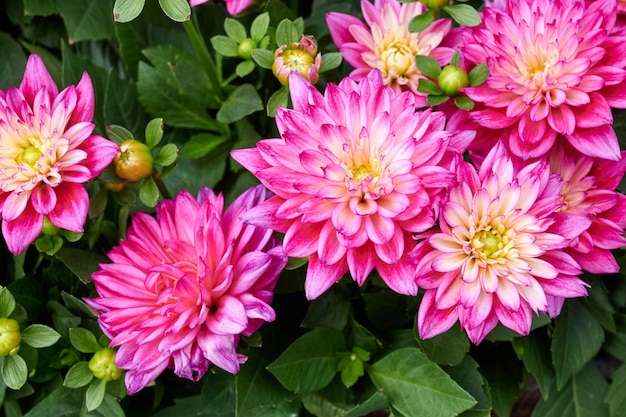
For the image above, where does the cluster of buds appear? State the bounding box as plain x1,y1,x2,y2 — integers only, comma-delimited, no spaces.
272,35,322,85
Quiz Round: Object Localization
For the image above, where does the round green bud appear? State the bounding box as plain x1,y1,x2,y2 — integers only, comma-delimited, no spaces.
419,0,448,10
89,348,123,381
438,65,469,96
0,318,21,356
238,38,258,60
114,139,154,182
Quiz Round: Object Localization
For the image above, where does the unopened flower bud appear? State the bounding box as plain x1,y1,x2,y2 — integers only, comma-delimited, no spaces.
89,348,123,381
113,139,153,182
41,217,59,236
419,0,448,10
238,38,258,60
272,35,322,86
438,65,469,96
0,318,21,356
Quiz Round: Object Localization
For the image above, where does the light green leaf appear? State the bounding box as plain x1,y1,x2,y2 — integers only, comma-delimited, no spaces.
139,176,160,207
57,0,115,42
275,18,301,46
64,361,94,388
442,4,481,27
1,355,28,390
86,378,107,411
106,125,134,145
145,118,164,150
236,60,256,78
418,78,443,95
267,327,346,393
224,18,247,43
250,12,270,42
20,324,61,348
113,0,146,22
217,84,263,124
158,0,190,21
252,48,275,69
69,328,102,353
338,355,364,388
266,85,289,117
179,133,228,159
0,287,16,318
552,300,604,390
367,347,476,417
427,95,450,106
454,96,474,110
155,144,178,166
408,10,434,32
415,55,442,79
532,362,609,417
320,52,343,73
468,63,489,87
211,35,240,57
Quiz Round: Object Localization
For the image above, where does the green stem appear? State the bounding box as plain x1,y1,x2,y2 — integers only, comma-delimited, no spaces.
183,19,223,100
152,172,172,201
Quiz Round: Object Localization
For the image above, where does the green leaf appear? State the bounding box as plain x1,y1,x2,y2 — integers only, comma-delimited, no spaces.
113,0,146,22
224,18,247,43
57,0,115,42
512,331,554,399
7,278,44,322
64,362,94,388
61,292,97,319
468,63,489,87
145,118,164,150
0,33,27,90
415,55,442,79
69,328,103,354
302,392,350,417
581,275,616,332
20,325,61,349
607,363,626,417
236,60,256,78
417,325,470,367
444,356,491,417
275,18,301,45
179,133,228,159
86,378,107,411
427,95,450,106
23,0,58,16
417,78,443,95
158,0,190,21
552,300,604,389
479,344,523,417
155,144,178,166
301,287,351,330
139,176,160,207
408,10,434,32
442,4,482,27
106,125,135,144
1,355,28,390
211,35,240,57
0,287,17,318
48,301,81,340
320,52,343,73
367,347,476,417
344,390,388,417
217,84,264,124
55,248,110,284
454,96,474,110
267,327,346,393
338,354,364,388
604,314,626,362
266,85,290,117
532,362,609,417
252,48,275,69
250,12,270,42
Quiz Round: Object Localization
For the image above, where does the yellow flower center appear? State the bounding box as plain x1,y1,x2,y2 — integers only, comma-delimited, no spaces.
349,162,376,183
470,221,514,261
379,39,415,76
283,49,315,72
18,146,42,168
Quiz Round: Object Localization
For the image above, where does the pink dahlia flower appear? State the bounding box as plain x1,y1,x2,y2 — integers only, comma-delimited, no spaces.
189,0,255,16
232,71,472,299
547,143,626,274
326,0,457,106
87,185,287,395
462,0,626,160
0,55,119,254
412,143,590,344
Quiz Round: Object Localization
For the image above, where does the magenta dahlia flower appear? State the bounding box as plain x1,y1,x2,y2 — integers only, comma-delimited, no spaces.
326,0,457,106
189,0,255,16
87,185,287,395
411,143,590,344
462,0,626,160
547,143,626,274
232,71,472,299
0,54,119,254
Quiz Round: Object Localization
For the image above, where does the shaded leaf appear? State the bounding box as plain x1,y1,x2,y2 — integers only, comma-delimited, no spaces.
55,248,110,284
1,355,28,390
344,390,388,417
69,328,102,353
217,84,263,124
20,325,61,348
224,18,247,43
0,33,27,90
512,331,554,399
64,362,94,389
606,363,626,417
58,0,115,42
139,176,160,207
417,325,470,367
86,378,106,411
301,287,351,331
113,0,146,22
0,287,17,318
179,133,228,159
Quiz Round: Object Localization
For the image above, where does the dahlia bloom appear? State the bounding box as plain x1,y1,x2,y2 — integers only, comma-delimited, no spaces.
547,143,626,274
232,70,472,300
272,35,322,86
326,0,457,106
189,0,255,16
87,186,287,395
412,143,590,344
462,0,626,160
0,55,119,254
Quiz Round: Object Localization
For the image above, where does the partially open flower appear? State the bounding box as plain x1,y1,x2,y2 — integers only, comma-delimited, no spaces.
114,139,154,182
272,35,322,85
0,318,21,356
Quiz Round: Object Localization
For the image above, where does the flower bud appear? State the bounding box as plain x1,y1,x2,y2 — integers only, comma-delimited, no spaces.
238,38,258,60
113,139,154,182
89,348,123,381
0,318,21,356
438,65,469,96
419,0,448,10
41,217,59,236
272,35,322,86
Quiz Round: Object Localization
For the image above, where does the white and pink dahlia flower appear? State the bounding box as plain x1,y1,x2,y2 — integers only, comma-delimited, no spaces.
232,70,472,300
326,0,457,106
462,0,626,160
0,54,119,254
411,143,590,344
87,185,287,395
